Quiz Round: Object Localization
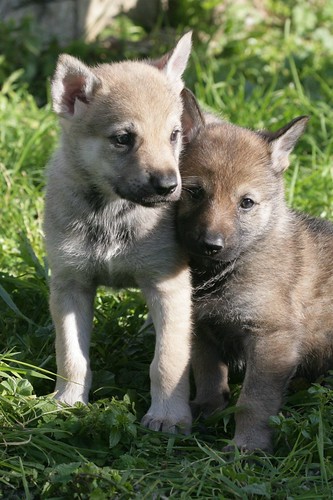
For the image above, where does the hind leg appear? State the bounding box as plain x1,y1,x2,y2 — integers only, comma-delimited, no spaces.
191,329,230,418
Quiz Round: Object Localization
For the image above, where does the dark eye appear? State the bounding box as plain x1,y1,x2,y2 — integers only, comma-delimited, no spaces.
240,197,255,210
109,132,134,149
188,186,204,201
170,129,181,143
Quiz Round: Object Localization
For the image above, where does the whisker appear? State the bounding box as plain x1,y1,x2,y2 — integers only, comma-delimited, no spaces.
193,260,237,293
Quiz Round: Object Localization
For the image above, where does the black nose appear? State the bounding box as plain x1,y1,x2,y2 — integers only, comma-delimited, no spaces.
199,232,224,256
150,173,178,196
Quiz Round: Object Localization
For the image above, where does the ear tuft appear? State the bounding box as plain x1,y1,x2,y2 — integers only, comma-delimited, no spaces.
262,116,309,172
150,32,192,93
51,54,101,118
181,87,205,144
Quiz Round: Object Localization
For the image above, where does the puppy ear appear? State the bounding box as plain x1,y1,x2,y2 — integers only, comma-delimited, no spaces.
260,116,309,172
51,54,102,118
181,87,205,144
150,32,192,93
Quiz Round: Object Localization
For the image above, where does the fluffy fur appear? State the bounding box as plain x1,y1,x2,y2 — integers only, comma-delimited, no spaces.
178,93,333,451
44,34,194,433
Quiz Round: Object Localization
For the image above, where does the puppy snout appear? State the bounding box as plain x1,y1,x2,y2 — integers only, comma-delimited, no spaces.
199,231,224,256
150,172,178,196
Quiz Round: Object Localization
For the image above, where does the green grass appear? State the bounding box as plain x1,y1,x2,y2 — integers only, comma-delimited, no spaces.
1,1,333,498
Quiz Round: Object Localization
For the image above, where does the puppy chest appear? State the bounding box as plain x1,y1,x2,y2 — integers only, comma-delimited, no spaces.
193,274,254,323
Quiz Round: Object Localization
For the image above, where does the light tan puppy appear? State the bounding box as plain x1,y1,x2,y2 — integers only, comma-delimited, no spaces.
44,34,194,433
178,94,333,451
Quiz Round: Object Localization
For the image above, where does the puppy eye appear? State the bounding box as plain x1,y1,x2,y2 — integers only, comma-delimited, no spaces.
188,186,204,201
109,132,134,149
170,129,181,143
240,197,255,210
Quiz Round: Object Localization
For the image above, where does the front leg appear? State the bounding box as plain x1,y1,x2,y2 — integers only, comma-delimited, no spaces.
230,334,299,453
50,276,96,405
139,267,192,434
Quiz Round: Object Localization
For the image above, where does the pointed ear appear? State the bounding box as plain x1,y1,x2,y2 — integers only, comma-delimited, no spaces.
260,116,309,172
51,54,102,118
181,87,205,144
150,32,192,93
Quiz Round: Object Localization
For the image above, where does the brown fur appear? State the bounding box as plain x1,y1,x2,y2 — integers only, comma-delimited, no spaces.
177,95,333,452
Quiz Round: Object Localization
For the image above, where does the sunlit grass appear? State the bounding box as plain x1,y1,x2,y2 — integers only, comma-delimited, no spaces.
1,2,333,497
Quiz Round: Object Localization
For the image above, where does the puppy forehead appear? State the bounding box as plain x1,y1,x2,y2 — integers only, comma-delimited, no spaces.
92,61,182,123
184,123,271,183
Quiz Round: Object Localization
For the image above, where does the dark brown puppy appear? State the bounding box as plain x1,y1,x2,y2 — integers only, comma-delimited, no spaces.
178,93,333,452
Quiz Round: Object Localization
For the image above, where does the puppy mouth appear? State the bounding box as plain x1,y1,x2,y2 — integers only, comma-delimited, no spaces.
115,187,179,207
190,253,227,269
190,250,222,261
126,193,174,207
188,247,241,267
190,254,238,276
139,197,173,207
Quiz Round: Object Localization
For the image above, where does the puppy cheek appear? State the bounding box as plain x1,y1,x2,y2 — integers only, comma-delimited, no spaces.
77,137,104,170
173,140,183,161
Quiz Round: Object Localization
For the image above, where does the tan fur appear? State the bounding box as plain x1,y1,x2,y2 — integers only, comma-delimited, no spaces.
178,96,333,451
44,34,194,433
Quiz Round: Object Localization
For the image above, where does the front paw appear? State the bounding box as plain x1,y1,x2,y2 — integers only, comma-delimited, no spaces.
141,405,192,435
54,382,89,406
222,435,273,455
